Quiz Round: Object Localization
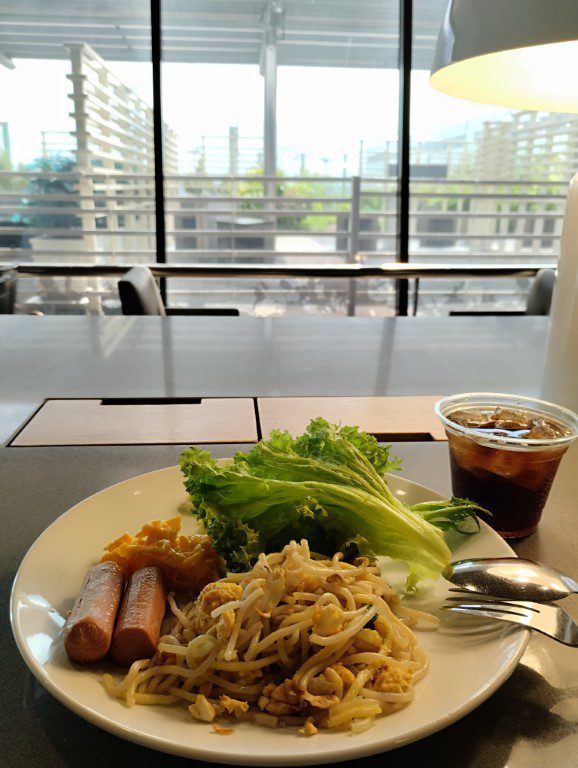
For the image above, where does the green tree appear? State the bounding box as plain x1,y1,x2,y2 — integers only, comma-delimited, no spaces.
0,152,29,249
21,156,80,231
237,168,347,233
0,151,26,194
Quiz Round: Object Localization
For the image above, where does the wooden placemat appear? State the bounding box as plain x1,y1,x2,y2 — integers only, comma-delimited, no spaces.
11,398,258,446
257,396,446,441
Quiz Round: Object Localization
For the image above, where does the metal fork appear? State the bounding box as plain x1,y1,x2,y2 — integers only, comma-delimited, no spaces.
442,592,578,646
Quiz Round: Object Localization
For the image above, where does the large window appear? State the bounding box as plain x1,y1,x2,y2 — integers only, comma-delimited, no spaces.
0,1,568,316
160,0,400,316
410,0,571,316
0,0,153,313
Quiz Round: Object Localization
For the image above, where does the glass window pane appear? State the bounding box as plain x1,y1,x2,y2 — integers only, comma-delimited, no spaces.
162,0,399,317
0,1,153,314
410,0,565,316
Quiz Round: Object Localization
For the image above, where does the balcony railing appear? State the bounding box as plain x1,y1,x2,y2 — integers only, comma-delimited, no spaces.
1,171,565,315
10,260,556,319
0,171,568,260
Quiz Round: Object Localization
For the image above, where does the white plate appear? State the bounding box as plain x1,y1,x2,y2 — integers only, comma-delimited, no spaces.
11,465,528,765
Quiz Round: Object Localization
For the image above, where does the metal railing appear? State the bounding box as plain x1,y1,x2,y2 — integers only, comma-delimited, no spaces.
0,172,568,263
11,260,555,317
1,169,565,315
14,262,555,279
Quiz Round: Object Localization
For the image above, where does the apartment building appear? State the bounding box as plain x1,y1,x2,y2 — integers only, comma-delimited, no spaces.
28,44,178,264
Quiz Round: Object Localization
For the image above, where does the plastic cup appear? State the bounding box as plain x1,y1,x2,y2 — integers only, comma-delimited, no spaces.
435,393,578,539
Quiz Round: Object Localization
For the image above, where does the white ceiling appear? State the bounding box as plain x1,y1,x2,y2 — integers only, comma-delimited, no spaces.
0,0,448,69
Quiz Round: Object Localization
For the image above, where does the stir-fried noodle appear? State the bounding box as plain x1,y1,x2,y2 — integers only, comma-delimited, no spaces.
103,540,436,734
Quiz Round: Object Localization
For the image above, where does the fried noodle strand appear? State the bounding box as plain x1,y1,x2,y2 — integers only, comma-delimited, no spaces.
102,540,434,733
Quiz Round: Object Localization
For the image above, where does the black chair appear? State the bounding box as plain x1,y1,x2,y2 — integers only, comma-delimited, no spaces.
118,266,239,316
118,266,165,315
525,268,556,316
0,264,17,314
448,268,556,317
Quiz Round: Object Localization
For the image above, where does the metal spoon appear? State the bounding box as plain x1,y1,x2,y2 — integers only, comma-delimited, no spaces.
443,557,578,602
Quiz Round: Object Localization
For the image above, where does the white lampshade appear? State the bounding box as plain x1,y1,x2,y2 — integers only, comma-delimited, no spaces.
430,0,578,113
429,0,578,412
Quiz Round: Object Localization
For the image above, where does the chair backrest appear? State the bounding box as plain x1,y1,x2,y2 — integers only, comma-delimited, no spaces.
118,266,166,316
526,268,556,316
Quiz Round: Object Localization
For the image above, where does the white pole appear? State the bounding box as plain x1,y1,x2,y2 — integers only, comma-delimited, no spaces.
541,172,578,410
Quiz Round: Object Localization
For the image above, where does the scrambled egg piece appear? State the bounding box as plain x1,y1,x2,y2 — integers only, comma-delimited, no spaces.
371,665,413,694
312,604,343,636
299,718,318,736
216,609,236,640
219,695,249,717
212,723,233,735
190,581,243,635
101,516,222,592
189,694,217,722
352,628,382,652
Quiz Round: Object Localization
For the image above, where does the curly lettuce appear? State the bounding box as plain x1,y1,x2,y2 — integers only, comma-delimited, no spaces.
180,418,483,587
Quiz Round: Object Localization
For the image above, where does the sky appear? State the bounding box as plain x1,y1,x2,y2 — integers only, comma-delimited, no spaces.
0,58,515,174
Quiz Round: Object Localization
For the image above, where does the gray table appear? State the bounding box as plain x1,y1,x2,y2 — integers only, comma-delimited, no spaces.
0,315,547,443
1,315,576,768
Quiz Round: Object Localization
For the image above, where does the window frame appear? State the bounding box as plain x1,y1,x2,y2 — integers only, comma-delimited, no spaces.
150,0,414,313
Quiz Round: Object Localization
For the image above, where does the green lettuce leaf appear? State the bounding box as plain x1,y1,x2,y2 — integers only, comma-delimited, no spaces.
180,418,482,587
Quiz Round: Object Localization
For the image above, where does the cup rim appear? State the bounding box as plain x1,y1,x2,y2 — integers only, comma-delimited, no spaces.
434,391,578,449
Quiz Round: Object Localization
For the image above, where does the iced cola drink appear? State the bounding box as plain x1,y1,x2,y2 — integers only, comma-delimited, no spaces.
435,394,578,538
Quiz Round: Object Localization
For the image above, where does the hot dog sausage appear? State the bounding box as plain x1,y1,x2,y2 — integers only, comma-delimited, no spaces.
110,566,166,667
64,561,124,663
